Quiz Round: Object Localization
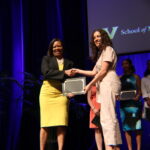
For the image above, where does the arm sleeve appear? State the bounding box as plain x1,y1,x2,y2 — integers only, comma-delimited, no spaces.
41,56,65,80
102,46,115,63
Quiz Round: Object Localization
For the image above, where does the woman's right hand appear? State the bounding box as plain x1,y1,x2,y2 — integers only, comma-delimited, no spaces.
65,69,75,77
92,108,100,116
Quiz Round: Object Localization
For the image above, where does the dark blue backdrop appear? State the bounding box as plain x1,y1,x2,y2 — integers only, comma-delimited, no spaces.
0,0,150,150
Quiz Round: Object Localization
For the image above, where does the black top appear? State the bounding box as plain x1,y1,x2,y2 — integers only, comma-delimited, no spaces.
120,74,136,91
41,56,74,81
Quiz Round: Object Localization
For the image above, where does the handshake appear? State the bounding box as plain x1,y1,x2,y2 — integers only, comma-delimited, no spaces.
64,68,82,98
64,68,80,77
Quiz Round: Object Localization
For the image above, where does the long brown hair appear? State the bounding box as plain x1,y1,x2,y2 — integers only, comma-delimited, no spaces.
90,29,113,62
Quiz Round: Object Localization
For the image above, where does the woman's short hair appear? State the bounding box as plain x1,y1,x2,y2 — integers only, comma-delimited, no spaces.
47,38,63,56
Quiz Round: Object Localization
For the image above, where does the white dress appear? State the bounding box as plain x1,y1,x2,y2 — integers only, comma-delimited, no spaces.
95,46,122,146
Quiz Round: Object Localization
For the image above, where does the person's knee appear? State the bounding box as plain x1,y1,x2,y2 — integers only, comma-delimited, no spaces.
57,126,66,134
41,127,49,133
95,128,101,133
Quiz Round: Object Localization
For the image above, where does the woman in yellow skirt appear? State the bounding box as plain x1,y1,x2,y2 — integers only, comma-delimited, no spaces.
39,38,74,150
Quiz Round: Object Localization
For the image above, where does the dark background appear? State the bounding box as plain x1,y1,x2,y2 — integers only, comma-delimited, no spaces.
87,0,150,54
0,0,150,150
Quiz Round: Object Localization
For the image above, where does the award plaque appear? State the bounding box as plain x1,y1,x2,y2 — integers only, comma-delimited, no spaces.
119,90,136,100
62,77,86,95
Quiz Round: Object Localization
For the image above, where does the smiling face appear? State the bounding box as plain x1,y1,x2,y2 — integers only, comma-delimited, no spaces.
52,41,63,58
93,31,102,48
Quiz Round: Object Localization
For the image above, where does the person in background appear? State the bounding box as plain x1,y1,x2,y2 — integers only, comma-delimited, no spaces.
87,85,103,150
72,29,122,150
120,59,142,150
141,60,150,120
39,38,74,150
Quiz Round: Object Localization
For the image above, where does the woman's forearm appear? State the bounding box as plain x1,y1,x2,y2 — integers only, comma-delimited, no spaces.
89,70,107,86
89,62,109,86
77,69,96,77
87,91,94,109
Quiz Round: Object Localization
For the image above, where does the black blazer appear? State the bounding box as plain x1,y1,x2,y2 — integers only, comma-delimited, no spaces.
41,56,74,81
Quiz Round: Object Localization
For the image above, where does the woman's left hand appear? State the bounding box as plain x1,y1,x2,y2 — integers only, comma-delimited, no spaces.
133,95,140,101
67,93,75,98
115,95,120,101
84,84,92,93
147,99,150,107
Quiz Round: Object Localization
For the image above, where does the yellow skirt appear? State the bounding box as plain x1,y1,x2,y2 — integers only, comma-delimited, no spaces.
39,80,69,127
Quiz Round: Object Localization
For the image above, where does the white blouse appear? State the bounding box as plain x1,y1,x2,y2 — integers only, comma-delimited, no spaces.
142,75,150,113
141,75,150,99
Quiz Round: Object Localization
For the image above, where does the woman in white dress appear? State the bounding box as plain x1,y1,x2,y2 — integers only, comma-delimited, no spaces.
72,29,122,150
